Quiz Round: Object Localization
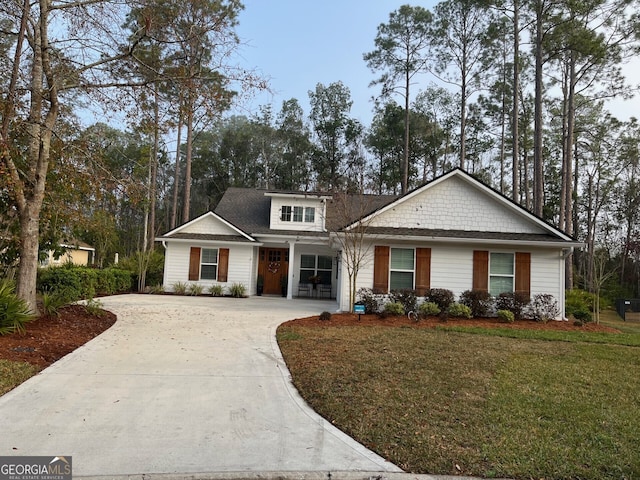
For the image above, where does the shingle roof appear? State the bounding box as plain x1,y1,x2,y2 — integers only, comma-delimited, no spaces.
214,187,397,235
157,232,255,243
361,227,565,243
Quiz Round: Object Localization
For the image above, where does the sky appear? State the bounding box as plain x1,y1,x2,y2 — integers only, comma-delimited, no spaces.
233,0,639,126
233,0,437,125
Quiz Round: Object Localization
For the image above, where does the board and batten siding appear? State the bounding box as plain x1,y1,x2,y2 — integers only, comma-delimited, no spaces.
340,241,566,319
368,176,545,234
163,242,255,292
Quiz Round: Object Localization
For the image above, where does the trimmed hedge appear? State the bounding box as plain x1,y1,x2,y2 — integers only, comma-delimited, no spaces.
38,265,132,301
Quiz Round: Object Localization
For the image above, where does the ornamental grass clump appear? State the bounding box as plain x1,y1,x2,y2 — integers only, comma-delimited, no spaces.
209,284,224,297
229,282,247,298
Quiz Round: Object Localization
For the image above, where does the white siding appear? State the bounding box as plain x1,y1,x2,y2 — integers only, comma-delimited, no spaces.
179,215,241,236
162,242,255,293
269,197,326,232
369,176,545,234
340,241,566,319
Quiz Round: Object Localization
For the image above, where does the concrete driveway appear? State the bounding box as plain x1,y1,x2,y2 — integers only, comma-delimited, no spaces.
0,294,402,477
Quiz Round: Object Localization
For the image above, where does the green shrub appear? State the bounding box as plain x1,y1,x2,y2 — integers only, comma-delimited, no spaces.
209,284,224,297
41,292,69,316
573,307,593,323
497,309,515,323
319,311,332,321
357,288,382,314
495,291,530,320
459,289,493,318
0,279,35,335
448,302,472,318
390,289,418,314
38,266,94,301
565,289,596,317
38,265,131,300
229,283,247,298
188,283,204,296
84,298,104,317
118,250,164,290
529,293,560,322
418,301,441,317
425,288,455,311
383,301,405,316
173,281,188,295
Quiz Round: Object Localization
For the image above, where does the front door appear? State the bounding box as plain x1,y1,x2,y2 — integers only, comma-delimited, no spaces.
258,248,289,295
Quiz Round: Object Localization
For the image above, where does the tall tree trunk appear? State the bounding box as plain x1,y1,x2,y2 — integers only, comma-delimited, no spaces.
533,0,544,217
170,115,183,229
14,1,59,314
182,99,194,222
564,54,576,290
148,86,160,248
512,0,520,202
402,68,410,194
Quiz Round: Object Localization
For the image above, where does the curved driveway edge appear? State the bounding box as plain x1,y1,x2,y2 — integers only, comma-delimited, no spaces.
0,294,402,476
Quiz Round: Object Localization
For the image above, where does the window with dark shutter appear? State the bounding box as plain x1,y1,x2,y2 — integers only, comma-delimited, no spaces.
188,247,201,281
473,250,489,292
515,252,531,297
373,246,390,293
415,248,431,295
217,248,229,282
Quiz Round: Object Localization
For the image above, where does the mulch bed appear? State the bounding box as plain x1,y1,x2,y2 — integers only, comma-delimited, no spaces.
0,305,116,368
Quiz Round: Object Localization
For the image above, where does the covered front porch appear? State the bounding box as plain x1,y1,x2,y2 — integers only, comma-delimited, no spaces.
255,240,339,301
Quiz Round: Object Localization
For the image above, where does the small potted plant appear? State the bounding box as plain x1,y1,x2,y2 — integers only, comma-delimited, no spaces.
309,275,321,290
256,274,264,296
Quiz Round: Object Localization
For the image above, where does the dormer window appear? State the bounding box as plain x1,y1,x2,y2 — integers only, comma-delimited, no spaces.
280,205,316,223
281,206,292,221
305,207,315,222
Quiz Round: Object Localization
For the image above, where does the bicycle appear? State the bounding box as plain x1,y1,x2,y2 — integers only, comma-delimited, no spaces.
407,310,419,322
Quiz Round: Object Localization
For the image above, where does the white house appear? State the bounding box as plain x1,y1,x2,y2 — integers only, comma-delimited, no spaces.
156,169,582,319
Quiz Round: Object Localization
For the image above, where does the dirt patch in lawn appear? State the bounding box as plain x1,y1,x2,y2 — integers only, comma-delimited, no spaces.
0,305,116,369
283,312,621,333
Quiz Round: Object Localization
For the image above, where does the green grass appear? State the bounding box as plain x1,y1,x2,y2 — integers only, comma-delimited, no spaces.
277,325,640,479
0,359,40,396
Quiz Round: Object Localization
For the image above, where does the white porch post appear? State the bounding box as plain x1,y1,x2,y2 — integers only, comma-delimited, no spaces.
287,241,295,300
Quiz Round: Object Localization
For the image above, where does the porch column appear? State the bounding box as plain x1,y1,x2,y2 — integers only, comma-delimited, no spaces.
287,241,295,300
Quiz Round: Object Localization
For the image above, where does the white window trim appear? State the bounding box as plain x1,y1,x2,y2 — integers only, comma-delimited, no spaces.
201,248,219,280
389,247,415,291
489,252,515,296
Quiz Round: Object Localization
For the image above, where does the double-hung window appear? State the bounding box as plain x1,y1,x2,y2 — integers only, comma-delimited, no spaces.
281,206,292,221
489,252,514,296
389,248,414,290
281,205,316,223
200,248,219,280
304,207,315,222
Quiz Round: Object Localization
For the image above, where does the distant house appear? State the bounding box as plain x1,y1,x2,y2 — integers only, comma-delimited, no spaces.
156,169,582,319
42,241,95,267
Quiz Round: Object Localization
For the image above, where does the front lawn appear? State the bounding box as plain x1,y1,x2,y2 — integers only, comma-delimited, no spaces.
277,319,640,479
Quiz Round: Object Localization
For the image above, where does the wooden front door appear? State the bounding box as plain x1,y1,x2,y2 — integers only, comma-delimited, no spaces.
258,248,289,295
